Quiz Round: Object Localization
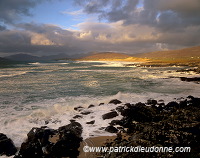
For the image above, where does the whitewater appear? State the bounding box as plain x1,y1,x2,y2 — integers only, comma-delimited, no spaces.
0,60,200,151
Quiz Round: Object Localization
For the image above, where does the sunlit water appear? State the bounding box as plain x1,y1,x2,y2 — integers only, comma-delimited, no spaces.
0,61,200,149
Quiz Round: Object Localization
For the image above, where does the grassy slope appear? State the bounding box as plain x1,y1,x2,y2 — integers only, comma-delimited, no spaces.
76,52,149,62
133,46,200,64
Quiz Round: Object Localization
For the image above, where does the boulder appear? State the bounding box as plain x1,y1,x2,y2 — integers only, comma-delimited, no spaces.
121,102,156,122
109,99,122,105
187,95,200,107
180,77,200,82
86,120,95,124
73,115,83,119
110,120,122,126
0,133,17,156
88,104,95,108
116,106,124,113
74,106,84,111
99,103,104,106
102,111,118,120
105,126,118,133
80,111,92,115
165,101,179,110
15,122,83,158
147,99,157,106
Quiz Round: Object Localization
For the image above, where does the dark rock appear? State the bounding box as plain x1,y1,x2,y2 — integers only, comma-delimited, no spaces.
0,133,17,156
88,104,95,108
86,120,95,124
179,100,187,108
58,121,83,138
180,77,200,82
99,97,200,158
124,103,132,108
165,101,179,110
147,99,157,106
121,102,156,123
74,106,84,111
109,99,122,105
99,103,104,106
80,111,92,115
116,106,124,113
73,115,83,119
187,95,200,107
16,139,43,158
15,121,83,158
110,120,122,126
105,126,118,133
53,122,83,158
102,111,118,120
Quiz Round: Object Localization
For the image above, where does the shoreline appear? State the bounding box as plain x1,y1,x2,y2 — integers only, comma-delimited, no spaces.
1,95,200,158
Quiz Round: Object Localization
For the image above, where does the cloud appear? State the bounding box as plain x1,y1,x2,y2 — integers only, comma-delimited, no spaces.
0,0,200,56
62,9,84,16
1,19,200,56
0,0,36,24
0,0,54,24
75,0,200,30
0,25,6,31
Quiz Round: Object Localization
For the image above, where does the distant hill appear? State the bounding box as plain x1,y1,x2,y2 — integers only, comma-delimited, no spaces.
0,57,17,66
5,53,70,61
0,57,10,62
133,46,200,60
76,52,148,62
5,54,41,61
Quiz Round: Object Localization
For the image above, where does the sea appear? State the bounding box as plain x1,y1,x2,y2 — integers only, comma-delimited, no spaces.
0,60,200,150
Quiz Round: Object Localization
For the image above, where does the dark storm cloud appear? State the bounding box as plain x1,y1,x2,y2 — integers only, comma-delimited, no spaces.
0,0,200,56
0,0,37,24
0,24,83,55
0,0,54,24
75,0,200,31
0,25,6,31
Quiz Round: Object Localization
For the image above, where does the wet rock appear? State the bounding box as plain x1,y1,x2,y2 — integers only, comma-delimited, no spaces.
105,126,118,133
74,106,84,111
165,101,179,110
109,99,122,105
102,111,118,120
180,77,200,82
110,120,122,126
99,96,200,158
147,99,157,106
86,120,95,124
15,122,83,158
187,95,200,107
88,104,95,108
179,100,187,108
116,106,124,113
121,102,156,123
0,133,17,156
50,122,83,158
124,103,132,108
99,103,104,106
80,111,92,115
73,115,83,119
27,126,55,146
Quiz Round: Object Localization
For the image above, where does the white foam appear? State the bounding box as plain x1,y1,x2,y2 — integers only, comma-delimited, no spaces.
1,89,200,149
0,71,28,78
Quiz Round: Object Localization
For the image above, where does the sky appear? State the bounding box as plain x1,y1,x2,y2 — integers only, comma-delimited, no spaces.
0,0,200,57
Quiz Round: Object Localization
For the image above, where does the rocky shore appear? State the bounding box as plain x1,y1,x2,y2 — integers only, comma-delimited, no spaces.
0,96,200,158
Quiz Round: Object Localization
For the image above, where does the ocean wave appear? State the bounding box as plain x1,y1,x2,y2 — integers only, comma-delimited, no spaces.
1,91,200,148
0,71,28,78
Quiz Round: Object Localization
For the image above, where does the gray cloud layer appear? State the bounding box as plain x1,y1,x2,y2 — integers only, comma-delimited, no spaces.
0,0,200,56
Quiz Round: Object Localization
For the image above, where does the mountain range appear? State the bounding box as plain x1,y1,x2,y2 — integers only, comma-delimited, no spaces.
1,45,200,63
